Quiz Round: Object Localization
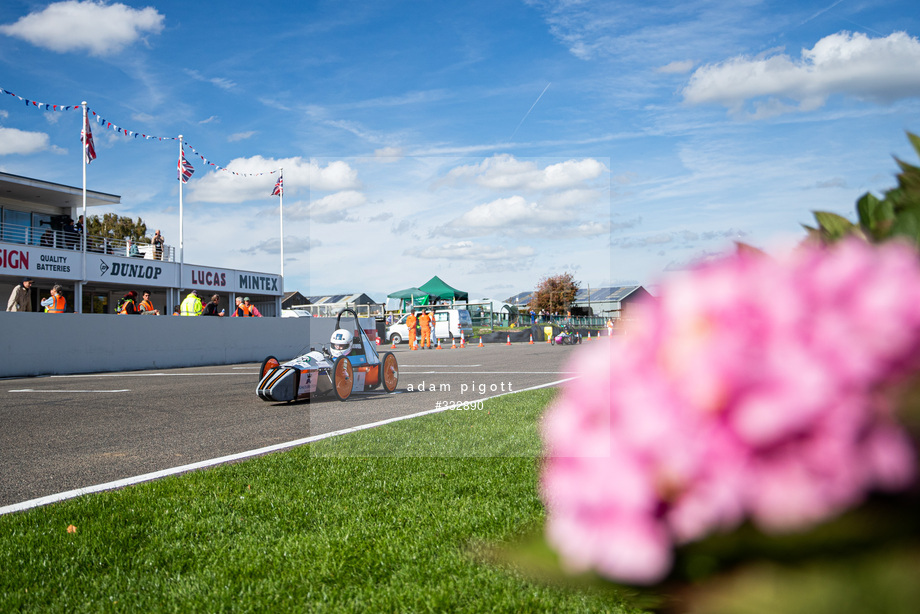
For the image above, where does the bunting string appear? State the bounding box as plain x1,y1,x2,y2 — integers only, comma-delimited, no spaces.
1,86,81,111
89,109,176,141
183,141,280,177
2,85,281,179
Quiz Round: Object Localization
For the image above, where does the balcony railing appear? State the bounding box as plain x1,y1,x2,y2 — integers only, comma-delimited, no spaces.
0,221,175,262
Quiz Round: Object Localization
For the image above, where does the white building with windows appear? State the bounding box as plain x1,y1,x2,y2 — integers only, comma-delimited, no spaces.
1,172,282,316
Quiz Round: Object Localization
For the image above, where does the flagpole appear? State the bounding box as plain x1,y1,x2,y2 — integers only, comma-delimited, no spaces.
279,168,284,291
80,101,88,314
178,135,184,293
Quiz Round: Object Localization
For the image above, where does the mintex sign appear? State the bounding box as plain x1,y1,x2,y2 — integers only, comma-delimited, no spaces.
238,273,280,293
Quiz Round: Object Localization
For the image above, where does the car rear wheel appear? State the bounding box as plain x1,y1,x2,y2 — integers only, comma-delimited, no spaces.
381,352,398,393
333,356,354,401
259,356,279,381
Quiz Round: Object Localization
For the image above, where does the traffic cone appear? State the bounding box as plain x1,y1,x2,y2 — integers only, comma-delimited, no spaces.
412,342,418,351
478,337,484,347
460,334,466,348
391,338,396,349
506,335,512,346
437,338,442,349
451,337,457,349
528,334,534,345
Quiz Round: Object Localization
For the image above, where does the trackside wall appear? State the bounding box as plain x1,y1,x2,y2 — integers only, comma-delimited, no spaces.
0,313,375,378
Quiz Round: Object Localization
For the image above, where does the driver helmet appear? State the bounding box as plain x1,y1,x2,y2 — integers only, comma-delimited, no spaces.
330,328,354,358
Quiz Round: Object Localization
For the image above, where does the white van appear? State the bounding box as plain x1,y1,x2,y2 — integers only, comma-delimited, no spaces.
386,309,473,344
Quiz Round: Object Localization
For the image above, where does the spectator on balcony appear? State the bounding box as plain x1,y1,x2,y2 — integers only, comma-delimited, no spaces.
6,277,33,312
152,229,165,261
63,217,79,249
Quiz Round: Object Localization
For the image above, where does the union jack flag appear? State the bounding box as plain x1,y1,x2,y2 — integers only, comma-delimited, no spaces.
178,148,194,183
272,174,283,196
81,112,96,164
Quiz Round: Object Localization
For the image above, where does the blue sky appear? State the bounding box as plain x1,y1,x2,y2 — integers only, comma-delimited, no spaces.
1,0,919,303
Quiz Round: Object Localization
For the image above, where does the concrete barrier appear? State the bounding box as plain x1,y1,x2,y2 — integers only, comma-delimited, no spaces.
0,313,374,378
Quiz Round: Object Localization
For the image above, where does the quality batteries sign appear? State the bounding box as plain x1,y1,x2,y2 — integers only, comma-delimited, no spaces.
0,246,81,280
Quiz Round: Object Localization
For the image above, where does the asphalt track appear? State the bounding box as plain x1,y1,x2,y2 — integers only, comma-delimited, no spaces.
0,339,587,511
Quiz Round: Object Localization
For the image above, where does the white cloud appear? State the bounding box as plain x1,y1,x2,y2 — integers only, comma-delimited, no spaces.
374,146,404,160
683,31,920,117
0,1,165,56
187,156,361,203
451,195,566,230
286,190,367,224
0,126,51,155
405,240,535,261
434,187,610,238
241,236,317,255
186,69,236,91
228,131,256,142
440,154,606,191
656,59,696,74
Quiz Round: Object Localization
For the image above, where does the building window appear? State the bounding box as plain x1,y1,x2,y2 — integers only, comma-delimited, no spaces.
1,208,31,245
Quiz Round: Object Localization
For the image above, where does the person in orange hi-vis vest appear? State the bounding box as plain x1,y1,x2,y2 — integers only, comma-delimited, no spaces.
406,310,418,348
419,309,432,349
41,284,66,313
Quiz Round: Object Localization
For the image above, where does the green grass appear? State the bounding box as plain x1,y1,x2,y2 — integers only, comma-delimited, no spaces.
0,389,635,613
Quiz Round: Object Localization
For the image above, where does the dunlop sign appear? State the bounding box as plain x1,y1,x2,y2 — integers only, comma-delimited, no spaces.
98,259,164,280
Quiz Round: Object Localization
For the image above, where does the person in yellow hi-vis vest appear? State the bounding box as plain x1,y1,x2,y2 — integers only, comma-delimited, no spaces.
180,290,203,316
406,310,418,348
419,309,432,349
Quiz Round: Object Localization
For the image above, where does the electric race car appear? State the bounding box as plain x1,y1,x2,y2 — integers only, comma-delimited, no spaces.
257,308,399,402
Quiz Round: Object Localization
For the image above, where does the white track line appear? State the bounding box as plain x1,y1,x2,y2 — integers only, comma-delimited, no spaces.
51,373,252,378
9,389,131,393
0,377,577,516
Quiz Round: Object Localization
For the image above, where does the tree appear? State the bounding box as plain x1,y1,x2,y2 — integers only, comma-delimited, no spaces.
86,213,150,244
529,273,580,315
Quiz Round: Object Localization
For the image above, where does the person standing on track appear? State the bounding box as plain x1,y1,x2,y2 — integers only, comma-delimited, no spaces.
406,310,418,349
418,309,432,350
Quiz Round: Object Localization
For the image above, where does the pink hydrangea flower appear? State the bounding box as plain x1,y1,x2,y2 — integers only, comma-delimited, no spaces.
541,239,919,585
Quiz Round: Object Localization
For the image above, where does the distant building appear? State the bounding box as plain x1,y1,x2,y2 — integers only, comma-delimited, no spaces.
282,291,308,310
504,285,652,318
